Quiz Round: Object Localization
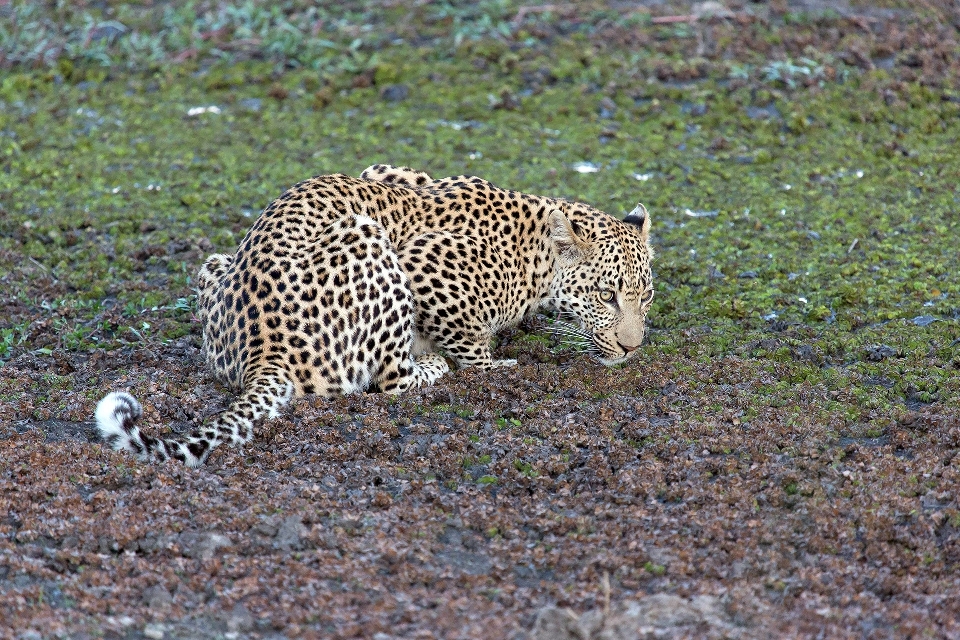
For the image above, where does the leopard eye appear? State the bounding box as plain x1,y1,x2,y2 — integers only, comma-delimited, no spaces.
641,289,655,304
599,290,615,302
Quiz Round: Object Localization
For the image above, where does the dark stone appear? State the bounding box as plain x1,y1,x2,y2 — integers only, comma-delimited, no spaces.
380,84,409,102
142,584,173,609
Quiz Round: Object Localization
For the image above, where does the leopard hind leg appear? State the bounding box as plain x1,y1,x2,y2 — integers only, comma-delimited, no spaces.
195,253,234,339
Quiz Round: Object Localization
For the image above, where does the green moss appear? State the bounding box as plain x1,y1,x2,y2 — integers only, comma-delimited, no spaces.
0,24,955,429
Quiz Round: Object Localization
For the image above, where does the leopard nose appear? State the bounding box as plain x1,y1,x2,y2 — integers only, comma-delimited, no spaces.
618,342,639,354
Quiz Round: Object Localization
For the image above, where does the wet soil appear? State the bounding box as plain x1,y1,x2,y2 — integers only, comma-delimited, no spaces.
2,329,959,638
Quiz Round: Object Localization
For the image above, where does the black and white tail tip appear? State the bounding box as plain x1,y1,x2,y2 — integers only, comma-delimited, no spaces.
95,392,144,455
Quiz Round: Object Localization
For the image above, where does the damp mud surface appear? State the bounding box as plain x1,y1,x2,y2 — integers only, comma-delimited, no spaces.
1,1,959,638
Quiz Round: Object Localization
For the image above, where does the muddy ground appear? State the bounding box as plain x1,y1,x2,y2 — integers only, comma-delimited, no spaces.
3,324,959,638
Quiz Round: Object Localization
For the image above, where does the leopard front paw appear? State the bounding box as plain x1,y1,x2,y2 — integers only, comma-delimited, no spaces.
414,353,450,384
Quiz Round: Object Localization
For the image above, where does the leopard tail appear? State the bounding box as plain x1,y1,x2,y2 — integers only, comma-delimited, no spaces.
95,369,294,468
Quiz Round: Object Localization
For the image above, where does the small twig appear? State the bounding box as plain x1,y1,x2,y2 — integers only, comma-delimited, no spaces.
511,4,575,26
651,14,696,24
198,26,232,42
380,0,431,7
602,571,611,617
218,38,263,51
28,255,61,283
847,238,859,254
172,48,198,63
27,256,48,272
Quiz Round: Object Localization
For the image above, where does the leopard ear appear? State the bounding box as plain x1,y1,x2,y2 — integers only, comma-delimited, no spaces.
549,209,588,256
623,203,650,241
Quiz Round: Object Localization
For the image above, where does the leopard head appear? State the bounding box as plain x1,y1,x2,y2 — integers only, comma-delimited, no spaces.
546,202,654,366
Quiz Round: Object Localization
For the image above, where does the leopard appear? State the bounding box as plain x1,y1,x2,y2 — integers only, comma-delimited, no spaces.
96,164,654,467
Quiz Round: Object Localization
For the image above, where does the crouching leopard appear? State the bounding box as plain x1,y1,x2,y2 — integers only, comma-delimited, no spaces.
96,164,654,467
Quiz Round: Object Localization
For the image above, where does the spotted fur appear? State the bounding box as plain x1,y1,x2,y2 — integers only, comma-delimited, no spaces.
96,165,653,467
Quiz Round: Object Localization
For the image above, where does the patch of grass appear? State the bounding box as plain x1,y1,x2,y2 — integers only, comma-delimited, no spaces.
463,454,492,468
4,45,957,363
513,459,538,478
0,324,28,363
